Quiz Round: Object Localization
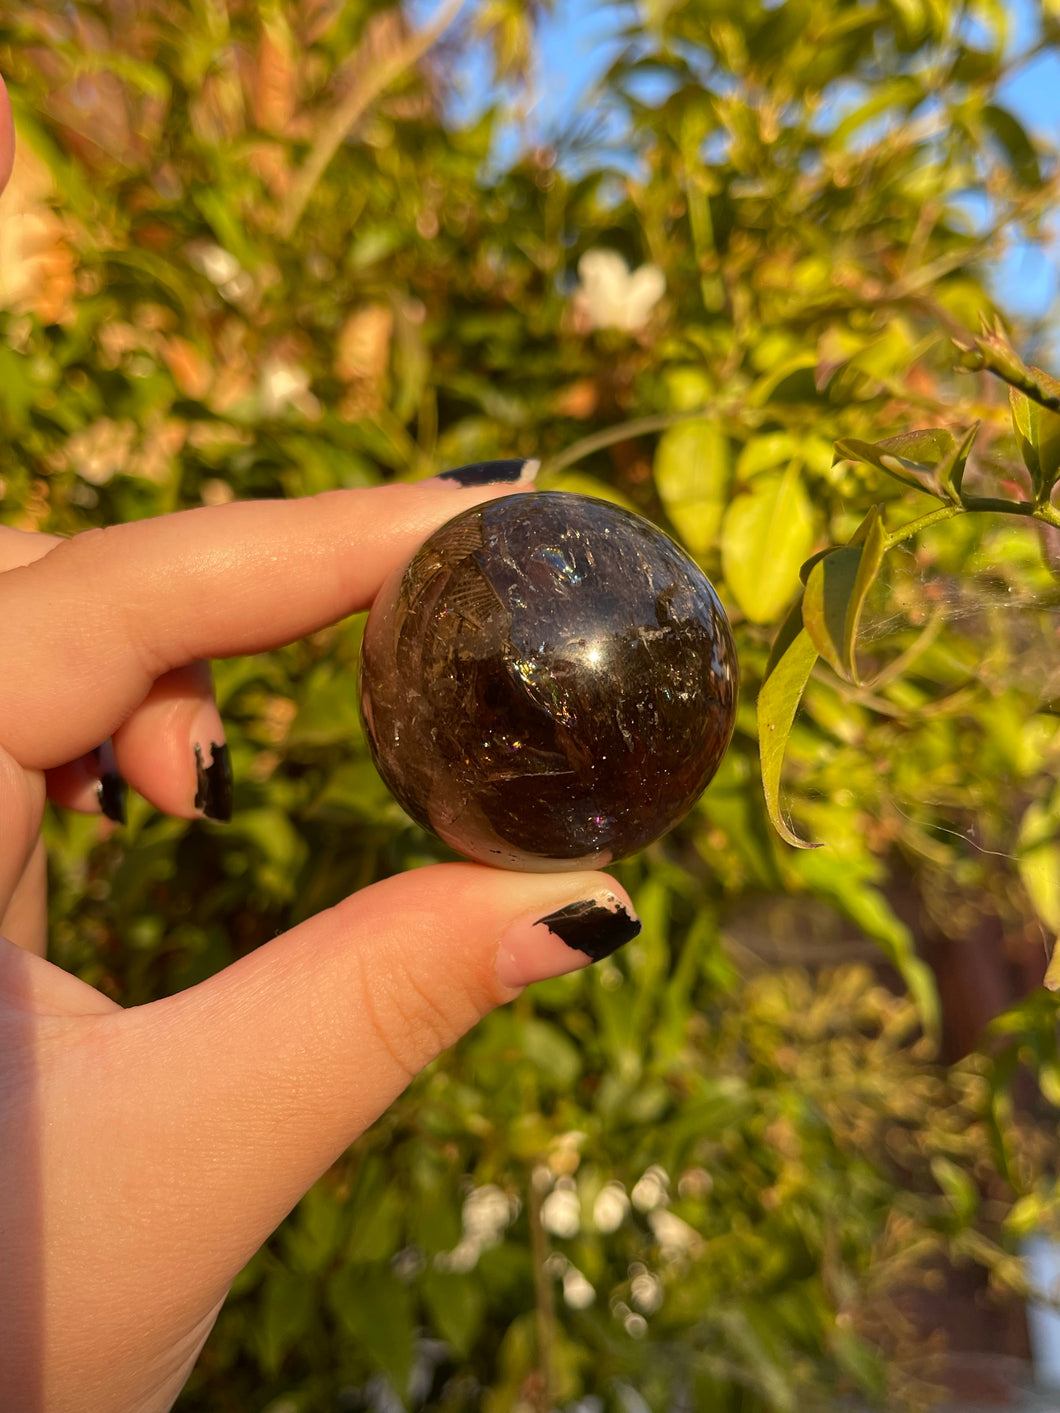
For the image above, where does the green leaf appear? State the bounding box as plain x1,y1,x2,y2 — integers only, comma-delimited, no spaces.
347,1191,404,1265
519,1017,582,1088
931,1156,978,1224
981,103,1042,187
1012,386,1040,486
803,547,862,681
734,432,800,481
1017,800,1060,934
421,1268,486,1356
284,1181,345,1275
872,429,957,463
766,592,811,676
832,1327,887,1398
328,1264,415,1394
192,185,260,270
757,611,821,849
230,809,308,903
346,1155,405,1263
889,0,930,44
802,505,887,682
834,430,952,498
289,664,366,747
722,464,816,624
936,421,980,503
1011,386,1060,503
73,49,172,100
102,247,200,318
826,75,923,147
347,223,406,271
950,46,999,83
1004,1190,1051,1237
256,1268,317,1376
653,419,731,555
747,351,819,407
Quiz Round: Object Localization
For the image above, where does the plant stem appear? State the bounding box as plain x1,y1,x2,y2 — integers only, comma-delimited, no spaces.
884,496,1060,552
280,0,468,239
883,502,962,550
541,408,719,476
528,1168,555,1413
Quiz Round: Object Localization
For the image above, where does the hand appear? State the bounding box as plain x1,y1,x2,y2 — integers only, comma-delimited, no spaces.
0,90,640,1413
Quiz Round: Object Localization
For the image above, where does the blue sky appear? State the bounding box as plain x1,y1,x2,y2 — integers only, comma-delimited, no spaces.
995,0,1060,322
422,0,1060,332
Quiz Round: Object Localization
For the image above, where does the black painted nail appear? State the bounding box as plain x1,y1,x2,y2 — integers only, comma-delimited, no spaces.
96,768,126,824
438,458,539,488
194,741,233,822
536,896,642,962
92,743,126,824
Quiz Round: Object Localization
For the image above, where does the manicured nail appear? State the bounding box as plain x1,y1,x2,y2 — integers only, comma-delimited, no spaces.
496,890,641,989
94,742,126,825
437,458,539,488
194,741,233,821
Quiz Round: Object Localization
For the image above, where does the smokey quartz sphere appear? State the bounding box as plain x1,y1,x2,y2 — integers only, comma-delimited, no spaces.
359,491,738,871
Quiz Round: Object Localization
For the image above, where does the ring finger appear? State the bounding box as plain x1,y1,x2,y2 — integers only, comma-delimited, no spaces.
2,532,228,822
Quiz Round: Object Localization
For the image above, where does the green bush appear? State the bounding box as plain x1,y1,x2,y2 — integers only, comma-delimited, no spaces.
3,1,1060,1407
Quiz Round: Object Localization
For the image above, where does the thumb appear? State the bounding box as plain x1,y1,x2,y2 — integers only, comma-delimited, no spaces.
81,864,638,1292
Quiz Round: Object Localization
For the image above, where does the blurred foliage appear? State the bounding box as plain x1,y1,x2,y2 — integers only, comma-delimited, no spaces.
4,0,1060,1408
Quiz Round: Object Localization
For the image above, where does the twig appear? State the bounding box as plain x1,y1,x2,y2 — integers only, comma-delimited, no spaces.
542,408,726,475
527,1169,555,1412
279,0,468,240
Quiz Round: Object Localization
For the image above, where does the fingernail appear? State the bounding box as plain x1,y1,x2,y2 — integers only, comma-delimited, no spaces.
194,741,233,821
497,890,641,989
437,458,539,488
94,742,126,825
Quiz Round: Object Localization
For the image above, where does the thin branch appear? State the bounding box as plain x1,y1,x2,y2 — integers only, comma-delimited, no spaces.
541,408,725,475
279,0,468,240
527,1169,555,1413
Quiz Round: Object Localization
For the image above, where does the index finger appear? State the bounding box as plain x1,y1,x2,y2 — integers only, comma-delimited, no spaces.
0,474,536,771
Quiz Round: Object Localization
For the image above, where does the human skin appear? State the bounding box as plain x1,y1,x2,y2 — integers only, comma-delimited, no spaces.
0,82,639,1412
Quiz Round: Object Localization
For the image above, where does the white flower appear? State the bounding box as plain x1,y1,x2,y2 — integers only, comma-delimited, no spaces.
563,1265,596,1309
624,1312,648,1339
648,1208,702,1258
260,358,315,417
592,1181,631,1233
462,1184,515,1243
572,249,665,333
631,1164,670,1212
541,1181,581,1238
631,1269,663,1314
187,240,241,286
548,1129,588,1177
184,241,253,303
435,1184,517,1273
434,1238,480,1274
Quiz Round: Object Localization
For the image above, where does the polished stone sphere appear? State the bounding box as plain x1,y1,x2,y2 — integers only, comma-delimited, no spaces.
359,491,738,871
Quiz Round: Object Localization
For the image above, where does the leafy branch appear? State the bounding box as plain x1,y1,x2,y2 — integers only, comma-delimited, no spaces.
760,321,1060,848
279,0,468,239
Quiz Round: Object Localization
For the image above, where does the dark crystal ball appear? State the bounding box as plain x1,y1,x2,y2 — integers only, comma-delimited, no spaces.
359,491,738,871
